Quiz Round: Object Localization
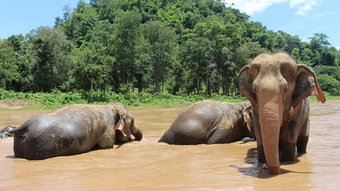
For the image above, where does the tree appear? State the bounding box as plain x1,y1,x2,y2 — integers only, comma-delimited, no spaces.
309,33,330,49
58,0,98,47
6,35,35,91
141,21,178,92
0,40,19,89
181,37,214,95
112,10,142,93
73,45,112,92
72,20,115,92
29,27,75,92
1,0,339,96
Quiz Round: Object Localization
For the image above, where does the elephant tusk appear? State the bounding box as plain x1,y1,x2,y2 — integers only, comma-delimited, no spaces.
120,130,127,137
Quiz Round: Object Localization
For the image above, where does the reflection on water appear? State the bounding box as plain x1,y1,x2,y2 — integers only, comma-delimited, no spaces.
1,102,340,190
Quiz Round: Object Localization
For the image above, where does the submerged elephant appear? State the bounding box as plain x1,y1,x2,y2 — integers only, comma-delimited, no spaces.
0,126,15,138
158,101,254,145
239,53,326,174
9,103,142,160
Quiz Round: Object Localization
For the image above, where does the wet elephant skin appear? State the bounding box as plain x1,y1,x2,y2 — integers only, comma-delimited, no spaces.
9,103,142,160
239,53,326,174
159,101,254,145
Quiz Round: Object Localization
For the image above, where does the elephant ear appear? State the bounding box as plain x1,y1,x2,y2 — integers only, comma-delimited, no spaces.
114,114,127,137
242,105,255,137
292,65,326,108
239,65,256,106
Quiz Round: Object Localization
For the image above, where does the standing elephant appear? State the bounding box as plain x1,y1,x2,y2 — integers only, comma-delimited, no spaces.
239,53,326,174
158,101,254,145
9,103,142,160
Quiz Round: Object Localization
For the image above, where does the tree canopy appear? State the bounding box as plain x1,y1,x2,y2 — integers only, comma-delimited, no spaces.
1,0,339,95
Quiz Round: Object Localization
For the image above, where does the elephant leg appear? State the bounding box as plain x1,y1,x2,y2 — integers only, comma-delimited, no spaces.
280,142,296,161
206,128,231,144
97,135,114,149
296,135,309,153
296,119,309,154
257,144,266,163
173,124,207,145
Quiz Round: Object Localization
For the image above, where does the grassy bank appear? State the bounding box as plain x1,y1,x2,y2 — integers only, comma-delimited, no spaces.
1,88,338,110
0,88,247,109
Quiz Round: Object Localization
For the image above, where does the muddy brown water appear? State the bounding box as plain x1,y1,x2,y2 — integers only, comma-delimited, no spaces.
0,101,340,191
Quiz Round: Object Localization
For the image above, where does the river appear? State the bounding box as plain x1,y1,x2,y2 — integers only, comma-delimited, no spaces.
0,101,339,190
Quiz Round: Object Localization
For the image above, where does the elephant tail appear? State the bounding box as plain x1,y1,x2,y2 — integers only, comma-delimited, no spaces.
9,116,37,135
9,124,28,135
0,126,17,138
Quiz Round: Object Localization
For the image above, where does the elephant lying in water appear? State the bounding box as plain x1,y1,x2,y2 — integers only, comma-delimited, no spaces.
158,101,254,145
9,103,143,160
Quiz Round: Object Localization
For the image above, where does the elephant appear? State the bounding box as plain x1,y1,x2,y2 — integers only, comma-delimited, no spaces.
9,103,143,160
158,101,254,145
0,126,15,138
239,52,326,174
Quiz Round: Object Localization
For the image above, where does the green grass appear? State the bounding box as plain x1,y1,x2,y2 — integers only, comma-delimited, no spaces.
309,91,340,102
324,96,340,100
1,88,338,110
0,88,247,109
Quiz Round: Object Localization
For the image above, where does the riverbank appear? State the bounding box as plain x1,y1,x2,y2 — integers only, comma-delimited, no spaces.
0,89,246,109
1,88,338,110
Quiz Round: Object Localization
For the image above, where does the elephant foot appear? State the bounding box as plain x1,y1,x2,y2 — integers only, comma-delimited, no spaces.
267,165,280,174
297,135,309,153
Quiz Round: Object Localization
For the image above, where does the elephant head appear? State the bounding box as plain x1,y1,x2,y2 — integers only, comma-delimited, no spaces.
239,53,325,174
114,112,143,143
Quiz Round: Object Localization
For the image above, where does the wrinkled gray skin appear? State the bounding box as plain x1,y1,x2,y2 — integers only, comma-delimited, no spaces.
158,101,254,145
0,126,15,138
239,53,326,174
9,103,142,160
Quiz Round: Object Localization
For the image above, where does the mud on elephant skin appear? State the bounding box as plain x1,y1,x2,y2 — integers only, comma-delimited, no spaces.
239,52,326,174
158,101,254,145
9,103,143,160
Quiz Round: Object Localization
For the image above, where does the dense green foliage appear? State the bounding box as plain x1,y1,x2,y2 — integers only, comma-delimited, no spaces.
0,88,245,108
1,0,340,97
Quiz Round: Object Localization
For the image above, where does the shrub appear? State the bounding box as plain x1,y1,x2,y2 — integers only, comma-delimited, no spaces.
317,74,340,96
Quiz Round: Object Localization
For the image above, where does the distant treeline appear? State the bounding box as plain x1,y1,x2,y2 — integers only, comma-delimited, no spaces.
1,0,339,96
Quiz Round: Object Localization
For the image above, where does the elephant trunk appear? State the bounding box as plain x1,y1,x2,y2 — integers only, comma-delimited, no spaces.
259,102,283,174
131,120,143,141
132,128,143,141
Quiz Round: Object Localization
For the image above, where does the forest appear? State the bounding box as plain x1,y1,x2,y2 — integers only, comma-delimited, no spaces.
1,0,340,98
